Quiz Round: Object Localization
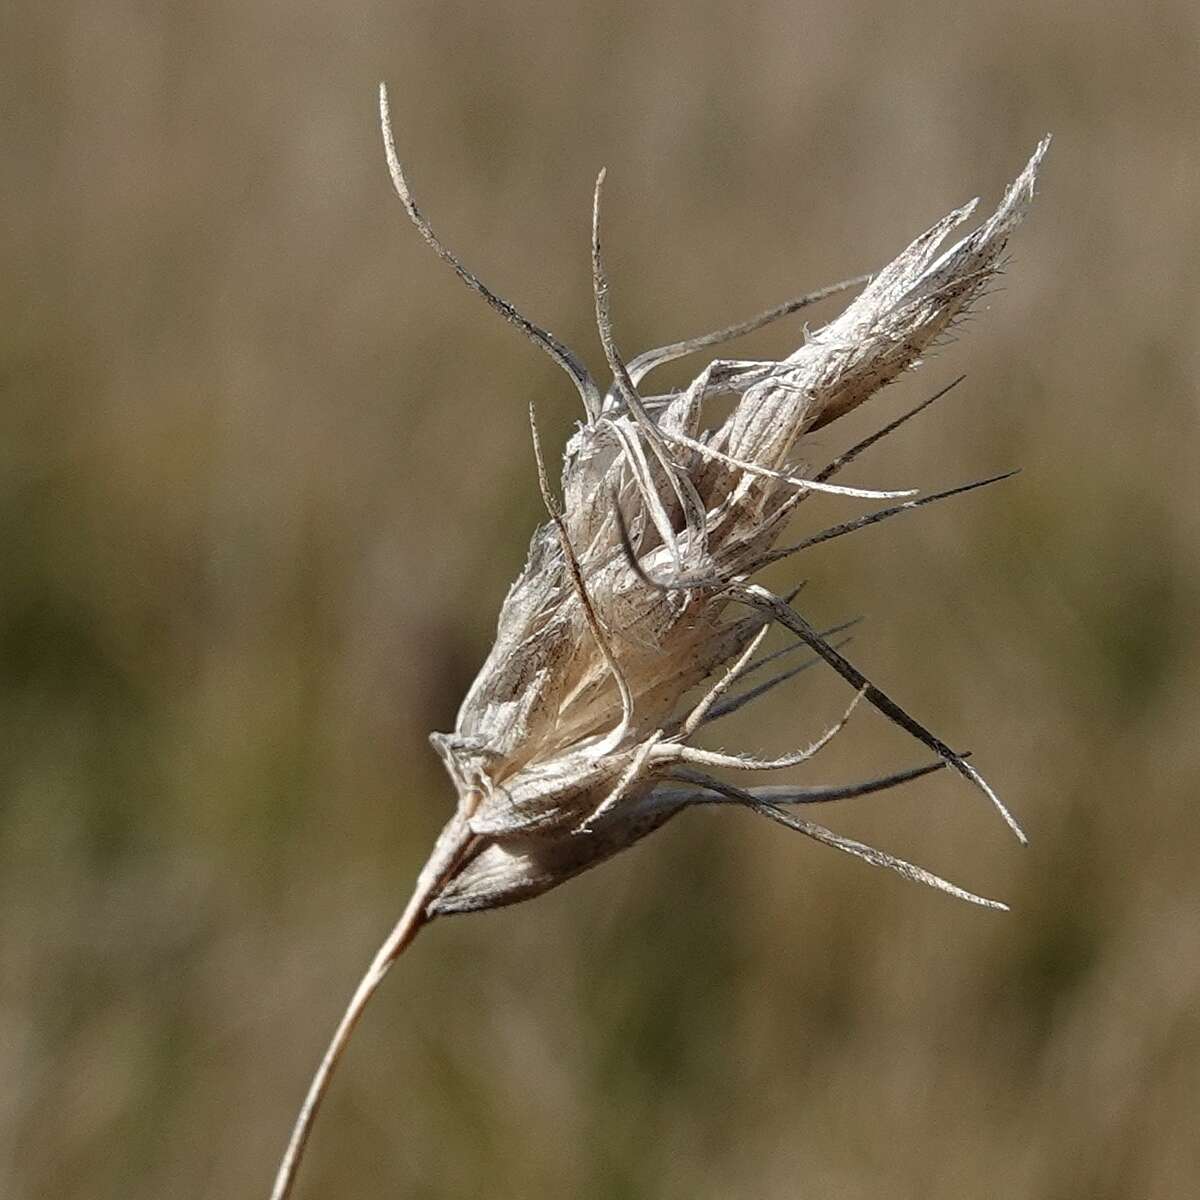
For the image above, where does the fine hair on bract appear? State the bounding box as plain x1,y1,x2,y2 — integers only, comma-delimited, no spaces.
269,83,1049,1198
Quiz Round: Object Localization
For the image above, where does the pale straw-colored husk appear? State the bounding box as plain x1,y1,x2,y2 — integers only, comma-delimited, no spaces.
269,86,1048,1199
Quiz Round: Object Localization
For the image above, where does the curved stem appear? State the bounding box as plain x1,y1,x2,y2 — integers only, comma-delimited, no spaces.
269,814,475,1200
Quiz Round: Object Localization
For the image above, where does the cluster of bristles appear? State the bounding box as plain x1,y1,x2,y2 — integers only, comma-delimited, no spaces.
269,89,1048,1200
387,84,1046,916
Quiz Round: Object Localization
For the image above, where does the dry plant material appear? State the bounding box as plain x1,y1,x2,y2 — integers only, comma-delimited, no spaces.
269,84,1049,1198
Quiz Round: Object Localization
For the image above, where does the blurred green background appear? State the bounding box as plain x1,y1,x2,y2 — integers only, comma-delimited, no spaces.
4,1,1199,1197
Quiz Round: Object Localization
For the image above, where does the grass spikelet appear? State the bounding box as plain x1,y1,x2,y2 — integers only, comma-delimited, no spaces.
268,86,1049,1199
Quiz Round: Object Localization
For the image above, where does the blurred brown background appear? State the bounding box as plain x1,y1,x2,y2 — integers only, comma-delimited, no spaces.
3,1,1198,1197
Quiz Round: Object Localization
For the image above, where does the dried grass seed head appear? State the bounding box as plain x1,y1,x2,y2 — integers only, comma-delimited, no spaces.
267,96,1049,1200
388,88,1049,914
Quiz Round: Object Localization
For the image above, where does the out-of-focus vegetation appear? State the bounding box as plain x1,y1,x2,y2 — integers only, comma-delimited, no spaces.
3,2,1198,1197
